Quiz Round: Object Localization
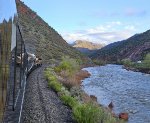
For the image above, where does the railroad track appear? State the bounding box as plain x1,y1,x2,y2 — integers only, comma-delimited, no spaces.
20,65,74,123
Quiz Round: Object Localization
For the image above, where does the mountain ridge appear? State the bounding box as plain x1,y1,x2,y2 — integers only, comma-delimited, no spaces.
16,0,88,63
91,29,150,62
72,40,104,55
73,40,104,50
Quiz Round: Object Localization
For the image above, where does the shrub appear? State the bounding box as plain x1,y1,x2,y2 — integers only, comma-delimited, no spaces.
73,103,104,123
48,80,62,92
121,58,133,67
60,77,79,89
60,95,78,107
103,113,120,123
143,53,150,68
45,68,63,92
54,56,80,77
93,59,106,66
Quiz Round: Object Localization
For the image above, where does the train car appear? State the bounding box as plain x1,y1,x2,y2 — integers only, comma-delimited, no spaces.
0,0,29,122
0,1,42,121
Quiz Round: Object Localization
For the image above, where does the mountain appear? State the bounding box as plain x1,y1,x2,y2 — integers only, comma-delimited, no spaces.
16,0,88,63
91,30,150,62
72,40,104,55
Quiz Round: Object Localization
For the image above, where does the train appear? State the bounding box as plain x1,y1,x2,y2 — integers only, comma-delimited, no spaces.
0,0,42,122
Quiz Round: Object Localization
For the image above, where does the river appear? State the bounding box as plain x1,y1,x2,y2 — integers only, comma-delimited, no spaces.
82,64,150,123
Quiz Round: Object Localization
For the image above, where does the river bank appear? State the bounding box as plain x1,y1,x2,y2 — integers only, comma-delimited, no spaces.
44,64,124,123
123,65,150,74
82,64,150,123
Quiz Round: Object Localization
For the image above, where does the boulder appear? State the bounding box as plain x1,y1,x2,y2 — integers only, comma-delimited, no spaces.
119,113,128,120
108,102,114,109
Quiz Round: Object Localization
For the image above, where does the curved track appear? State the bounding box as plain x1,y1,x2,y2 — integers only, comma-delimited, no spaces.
21,65,74,123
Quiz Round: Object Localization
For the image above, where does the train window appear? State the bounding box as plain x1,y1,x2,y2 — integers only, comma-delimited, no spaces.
0,0,17,121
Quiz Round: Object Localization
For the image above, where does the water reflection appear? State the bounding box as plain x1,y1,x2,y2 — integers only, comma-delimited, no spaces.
0,0,17,121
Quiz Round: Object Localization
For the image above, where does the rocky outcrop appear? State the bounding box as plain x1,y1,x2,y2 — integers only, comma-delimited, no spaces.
73,40,104,50
72,40,104,55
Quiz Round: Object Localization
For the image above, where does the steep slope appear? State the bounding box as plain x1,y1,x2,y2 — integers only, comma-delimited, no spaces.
91,30,150,62
16,0,87,63
72,40,104,55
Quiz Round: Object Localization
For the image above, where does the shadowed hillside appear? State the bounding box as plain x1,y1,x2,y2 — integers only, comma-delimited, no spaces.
91,30,150,62
16,0,88,63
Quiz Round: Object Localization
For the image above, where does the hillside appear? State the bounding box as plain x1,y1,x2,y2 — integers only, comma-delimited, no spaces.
91,30,150,62
16,0,87,63
72,40,104,55
73,40,104,50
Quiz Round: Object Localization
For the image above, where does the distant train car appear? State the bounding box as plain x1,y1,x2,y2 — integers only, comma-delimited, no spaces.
35,57,42,66
16,52,42,67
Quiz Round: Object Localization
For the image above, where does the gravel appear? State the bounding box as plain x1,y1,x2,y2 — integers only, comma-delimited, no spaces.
21,65,75,123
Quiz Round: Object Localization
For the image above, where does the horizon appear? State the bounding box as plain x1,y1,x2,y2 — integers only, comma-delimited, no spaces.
21,0,150,45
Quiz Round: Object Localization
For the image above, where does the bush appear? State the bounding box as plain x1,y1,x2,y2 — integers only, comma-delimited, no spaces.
60,95,78,107
54,56,80,76
103,113,121,123
143,53,150,68
121,58,133,67
93,59,106,66
48,80,62,92
131,53,150,69
73,103,104,123
45,68,63,92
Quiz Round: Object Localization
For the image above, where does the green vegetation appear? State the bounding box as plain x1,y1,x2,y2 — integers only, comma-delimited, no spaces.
121,58,133,67
91,29,150,62
143,53,150,68
73,103,104,123
93,59,106,66
17,1,88,63
60,95,78,107
54,56,80,77
54,56,82,89
44,57,123,123
44,68,63,92
122,53,150,71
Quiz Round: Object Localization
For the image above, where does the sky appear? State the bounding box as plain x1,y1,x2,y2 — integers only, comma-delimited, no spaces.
0,0,17,22
21,0,150,44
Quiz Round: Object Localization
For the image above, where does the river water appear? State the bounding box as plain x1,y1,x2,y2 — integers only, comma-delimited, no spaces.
82,64,150,123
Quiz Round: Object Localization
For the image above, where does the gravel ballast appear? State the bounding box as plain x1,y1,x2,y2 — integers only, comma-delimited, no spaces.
21,65,74,123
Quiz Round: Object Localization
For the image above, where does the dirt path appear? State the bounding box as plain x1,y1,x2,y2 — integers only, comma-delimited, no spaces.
21,65,74,123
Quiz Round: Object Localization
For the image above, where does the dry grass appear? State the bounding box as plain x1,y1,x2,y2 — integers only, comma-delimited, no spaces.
75,70,91,84
58,70,91,89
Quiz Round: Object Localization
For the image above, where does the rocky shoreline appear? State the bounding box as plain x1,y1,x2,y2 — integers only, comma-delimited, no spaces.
123,66,150,74
20,64,127,123
76,68,128,121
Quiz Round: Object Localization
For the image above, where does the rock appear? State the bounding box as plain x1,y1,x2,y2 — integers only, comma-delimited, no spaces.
90,95,97,102
108,102,114,109
119,113,128,120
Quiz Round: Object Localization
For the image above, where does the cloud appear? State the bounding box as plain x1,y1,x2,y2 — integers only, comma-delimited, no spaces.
62,21,136,44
